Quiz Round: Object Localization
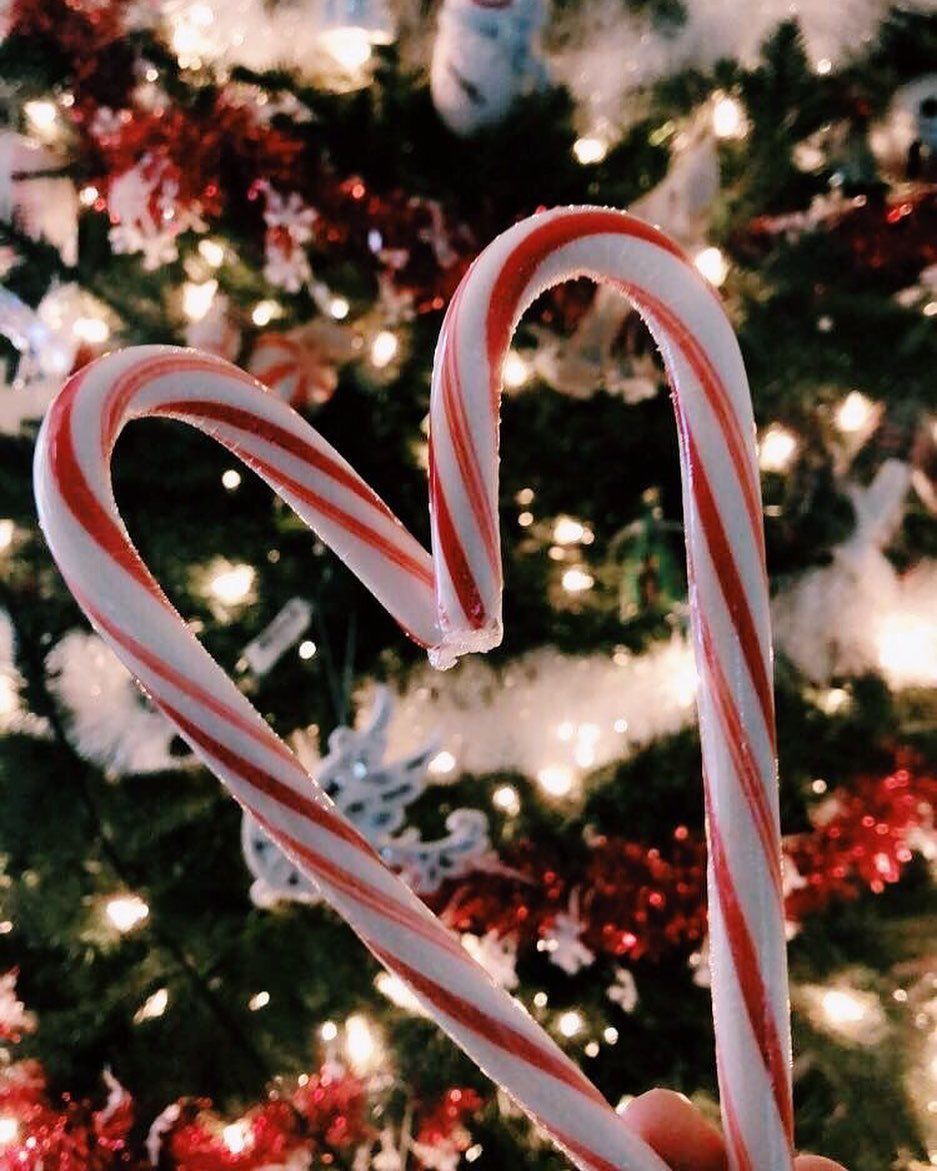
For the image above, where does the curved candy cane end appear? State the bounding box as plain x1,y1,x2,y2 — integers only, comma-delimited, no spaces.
428,621,503,670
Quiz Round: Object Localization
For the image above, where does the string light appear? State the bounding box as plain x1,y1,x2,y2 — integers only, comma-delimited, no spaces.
573,136,608,165
344,1014,380,1072
518,511,534,527
516,487,535,505
134,987,169,1022
209,563,255,606
536,764,576,798
835,390,874,433
428,750,457,776
923,301,937,318
561,567,594,594
73,316,110,344
0,521,14,551
320,1020,338,1042
502,351,530,389
105,894,149,933
465,1144,484,1162
298,639,317,660
557,1010,584,1038
603,1026,619,1044
806,984,886,1044
182,280,217,322
370,329,399,368
221,469,241,491
251,300,281,327
821,989,866,1024
492,784,521,816
533,991,548,1008
693,246,729,287
79,185,100,208
815,57,832,75
222,1121,253,1156
248,991,270,1011
320,27,373,71
329,296,350,320
573,723,601,768
758,424,799,473
711,93,746,139
876,613,937,687
198,238,226,268
553,516,588,545
24,99,58,136
375,971,426,1014
0,1117,19,1147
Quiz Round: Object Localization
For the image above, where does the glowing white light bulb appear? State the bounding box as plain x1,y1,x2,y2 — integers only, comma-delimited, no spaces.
603,1026,619,1044
553,516,587,545
502,350,530,389
375,971,426,1014
248,990,270,1011
221,469,241,491
820,988,867,1025
557,1010,583,1038
24,100,58,135
0,521,14,551
492,785,520,816
518,510,534,527
876,614,937,687
561,567,594,594
0,1116,19,1146
106,894,149,933
815,57,832,75
536,764,576,798
320,27,373,71
320,1020,338,1042
298,640,317,661
758,425,798,473
573,136,608,165
533,991,548,1008
135,987,169,1022
712,93,746,139
182,280,217,322
694,246,729,287
222,1120,252,1155
370,329,399,368
251,300,281,327
465,1144,483,1162
428,750,457,776
329,296,350,320
73,316,110,345
79,185,100,207
198,238,225,267
209,563,255,606
835,390,874,433
344,1013,380,1072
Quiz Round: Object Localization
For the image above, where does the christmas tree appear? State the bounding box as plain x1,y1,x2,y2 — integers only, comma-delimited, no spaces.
0,0,935,1168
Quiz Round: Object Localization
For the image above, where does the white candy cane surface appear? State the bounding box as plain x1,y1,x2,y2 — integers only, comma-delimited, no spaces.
33,205,792,1171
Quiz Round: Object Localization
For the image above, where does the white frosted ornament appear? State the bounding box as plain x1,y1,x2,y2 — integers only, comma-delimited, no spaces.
430,0,548,137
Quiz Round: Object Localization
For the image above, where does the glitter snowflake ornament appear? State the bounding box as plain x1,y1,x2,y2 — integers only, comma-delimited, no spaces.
242,687,489,905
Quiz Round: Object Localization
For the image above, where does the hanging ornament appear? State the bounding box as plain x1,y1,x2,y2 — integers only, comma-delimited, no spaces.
241,598,314,676
241,687,490,905
629,114,721,247
611,487,685,620
870,74,937,181
543,889,595,975
260,185,318,293
248,319,355,409
0,131,78,266
430,0,547,137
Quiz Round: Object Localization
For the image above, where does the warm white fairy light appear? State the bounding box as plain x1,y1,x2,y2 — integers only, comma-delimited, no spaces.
712,93,746,139
536,764,576,798
198,238,226,268
222,1121,252,1155
0,1117,19,1147
134,987,169,1022
670,657,700,708
428,750,457,776
209,563,255,606
73,316,110,344
105,894,149,933
79,184,99,208
533,991,548,1008
0,521,14,552
251,299,281,327
876,613,937,687
182,279,218,322
248,990,270,1011
573,722,601,768
502,350,530,389
221,469,241,491
557,1010,584,1038
344,1014,381,1072
517,487,535,505
835,390,874,433
298,639,317,661
818,687,849,715
492,784,520,816
758,424,799,473
320,1020,338,1042
694,246,729,287
320,27,373,71
370,330,399,369
557,721,575,742
821,989,866,1025
375,971,426,1014
573,136,608,165
518,510,534,527
465,1144,483,1162
561,567,594,594
328,295,350,320
603,1026,619,1044
24,99,58,136
804,983,886,1044
924,301,937,318
815,57,832,75
553,516,588,545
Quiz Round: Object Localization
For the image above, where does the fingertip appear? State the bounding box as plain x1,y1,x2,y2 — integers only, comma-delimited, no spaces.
795,1157,847,1171
623,1089,727,1171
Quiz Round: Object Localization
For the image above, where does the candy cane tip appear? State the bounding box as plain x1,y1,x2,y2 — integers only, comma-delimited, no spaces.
428,623,503,671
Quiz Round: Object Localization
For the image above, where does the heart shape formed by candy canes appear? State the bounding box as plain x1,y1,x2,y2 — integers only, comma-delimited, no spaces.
34,207,793,1171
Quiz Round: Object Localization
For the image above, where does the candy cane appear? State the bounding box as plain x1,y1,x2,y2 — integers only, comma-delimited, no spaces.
34,205,792,1171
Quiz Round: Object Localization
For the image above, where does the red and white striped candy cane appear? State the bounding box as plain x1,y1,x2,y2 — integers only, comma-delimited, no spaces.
33,204,793,1171
428,207,792,1171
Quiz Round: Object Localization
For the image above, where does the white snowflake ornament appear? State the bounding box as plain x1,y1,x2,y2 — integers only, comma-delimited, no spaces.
544,890,595,976
606,966,639,1012
461,930,519,990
